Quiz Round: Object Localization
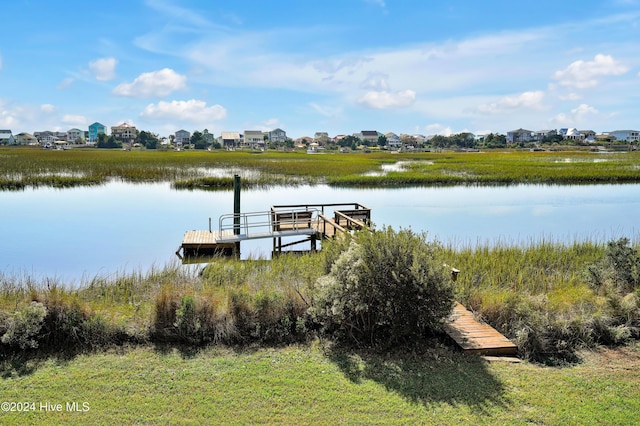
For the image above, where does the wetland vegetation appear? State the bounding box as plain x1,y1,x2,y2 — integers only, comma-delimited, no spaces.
1,146,640,190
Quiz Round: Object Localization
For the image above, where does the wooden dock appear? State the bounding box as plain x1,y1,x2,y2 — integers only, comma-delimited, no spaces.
177,202,371,259
444,303,517,356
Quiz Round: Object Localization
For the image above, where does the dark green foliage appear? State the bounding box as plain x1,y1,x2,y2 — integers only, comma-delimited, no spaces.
313,227,454,347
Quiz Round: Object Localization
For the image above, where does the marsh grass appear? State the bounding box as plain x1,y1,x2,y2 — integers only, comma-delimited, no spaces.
1,236,639,362
3,147,639,190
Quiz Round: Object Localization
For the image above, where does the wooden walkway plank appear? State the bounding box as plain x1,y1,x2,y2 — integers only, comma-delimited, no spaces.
444,303,517,356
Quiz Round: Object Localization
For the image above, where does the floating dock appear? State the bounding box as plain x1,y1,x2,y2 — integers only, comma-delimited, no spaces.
444,303,517,356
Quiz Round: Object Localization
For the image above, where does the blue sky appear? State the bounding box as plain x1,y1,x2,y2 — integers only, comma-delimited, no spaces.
1,0,639,139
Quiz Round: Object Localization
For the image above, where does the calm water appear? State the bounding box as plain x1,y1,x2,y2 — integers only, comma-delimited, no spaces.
1,182,638,283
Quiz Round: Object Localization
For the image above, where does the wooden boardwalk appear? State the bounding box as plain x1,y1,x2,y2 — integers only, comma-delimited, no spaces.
444,303,517,356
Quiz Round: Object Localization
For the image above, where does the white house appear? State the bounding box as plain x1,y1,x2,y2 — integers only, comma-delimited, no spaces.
384,132,402,149
605,130,640,142
564,128,584,141
243,130,265,149
0,129,15,145
174,129,191,146
67,128,84,143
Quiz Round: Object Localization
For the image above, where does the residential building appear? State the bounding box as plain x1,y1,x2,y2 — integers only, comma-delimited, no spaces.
15,132,38,145
0,129,15,145
88,122,106,143
358,130,380,145
533,129,557,141
384,132,401,149
67,128,84,143
219,132,241,148
564,128,584,141
313,132,330,145
579,130,596,140
202,129,215,145
174,129,191,146
243,130,265,149
605,130,640,142
268,128,287,143
506,128,533,144
34,131,65,144
111,123,138,144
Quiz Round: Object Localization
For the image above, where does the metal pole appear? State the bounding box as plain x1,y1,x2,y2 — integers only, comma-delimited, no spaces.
233,174,241,235
233,175,241,257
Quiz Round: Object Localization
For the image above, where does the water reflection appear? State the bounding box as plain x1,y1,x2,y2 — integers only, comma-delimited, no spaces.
1,181,638,283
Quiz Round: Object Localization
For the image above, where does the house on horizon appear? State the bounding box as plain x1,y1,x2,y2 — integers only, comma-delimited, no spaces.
219,132,241,148
564,128,584,141
605,130,640,142
0,129,15,145
67,128,84,144
15,132,38,145
111,123,138,144
243,130,265,149
357,130,380,145
202,129,215,145
268,128,287,143
506,128,533,144
384,132,401,149
313,132,330,145
533,129,557,141
174,129,191,146
88,122,106,144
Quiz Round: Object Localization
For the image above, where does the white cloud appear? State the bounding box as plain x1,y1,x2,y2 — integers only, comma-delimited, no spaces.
425,123,453,136
89,57,117,81
40,104,56,113
358,89,416,109
552,103,599,126
62,114,87,125
553,54,628,89
476,91,545,114
140,99,227,122
0,105,16,127
56,77,75,90
558,92,582,101
309,102,343,118
113,68,187,98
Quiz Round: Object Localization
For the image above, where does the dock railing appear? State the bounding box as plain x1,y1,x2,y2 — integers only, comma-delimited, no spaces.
217,208,320,241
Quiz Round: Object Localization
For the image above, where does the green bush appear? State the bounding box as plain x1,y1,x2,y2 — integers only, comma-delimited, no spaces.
1,302,47,349
174,296,203,344
588,237,640,294
312,227,454,347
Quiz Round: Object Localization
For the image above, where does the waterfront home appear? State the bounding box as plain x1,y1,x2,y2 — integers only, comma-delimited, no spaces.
0,129,15,145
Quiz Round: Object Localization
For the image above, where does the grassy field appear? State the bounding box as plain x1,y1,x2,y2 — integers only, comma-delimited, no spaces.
1,146,639,190
1,342,639,425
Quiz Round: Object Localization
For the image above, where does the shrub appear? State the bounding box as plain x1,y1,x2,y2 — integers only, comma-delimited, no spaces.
588,237,640,294
174,296,203,344
312,227,454,347
1,302,47,350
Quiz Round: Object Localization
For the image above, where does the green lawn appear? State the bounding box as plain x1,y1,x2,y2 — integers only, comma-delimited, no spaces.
1,341,639,425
